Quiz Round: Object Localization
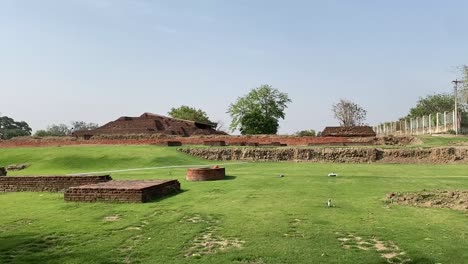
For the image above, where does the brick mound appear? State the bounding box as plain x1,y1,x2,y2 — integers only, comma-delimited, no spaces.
322,126,376,137
73,112,226,139
0,175,112,192
387,190,468,211
186,167,225,181
65,179,181,203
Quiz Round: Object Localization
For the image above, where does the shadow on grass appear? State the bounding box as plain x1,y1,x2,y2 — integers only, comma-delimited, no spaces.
408,257,436,264
0,233,69,263
222,175,237,181
147,189,187,203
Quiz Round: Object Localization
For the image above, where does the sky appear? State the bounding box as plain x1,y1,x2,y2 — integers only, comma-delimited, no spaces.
1,0,468,134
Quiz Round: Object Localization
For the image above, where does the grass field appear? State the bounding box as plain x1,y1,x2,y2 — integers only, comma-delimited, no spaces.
1,145,468,264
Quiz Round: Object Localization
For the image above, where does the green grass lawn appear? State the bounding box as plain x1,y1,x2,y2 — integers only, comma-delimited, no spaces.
1,145,468,264
417,135,468,148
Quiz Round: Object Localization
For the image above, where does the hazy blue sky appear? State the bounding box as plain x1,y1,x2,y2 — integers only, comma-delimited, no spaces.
1,0,467,133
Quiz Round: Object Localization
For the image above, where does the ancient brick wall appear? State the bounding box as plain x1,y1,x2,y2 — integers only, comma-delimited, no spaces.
0,135,374,148
0,175,112,192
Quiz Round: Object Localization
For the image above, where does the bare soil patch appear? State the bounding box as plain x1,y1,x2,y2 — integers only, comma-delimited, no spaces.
335,232,411,263
181,214,244,257
387,190,468,211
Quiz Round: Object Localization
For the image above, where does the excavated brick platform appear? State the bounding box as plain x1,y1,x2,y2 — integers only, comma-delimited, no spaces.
0,175,112,192
64,179,181,203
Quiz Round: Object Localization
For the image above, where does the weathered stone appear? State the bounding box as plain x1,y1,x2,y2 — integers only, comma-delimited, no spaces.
6,163,29,171
178,147,468,164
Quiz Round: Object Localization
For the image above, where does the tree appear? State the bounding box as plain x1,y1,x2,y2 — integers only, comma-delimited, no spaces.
43,124,71,136
227,84,292,134
407,93,461,117
295,129,316,137
239,111,279,135
0,116,32,139
168,105,213,124
332,99,367,127
71,121,99,132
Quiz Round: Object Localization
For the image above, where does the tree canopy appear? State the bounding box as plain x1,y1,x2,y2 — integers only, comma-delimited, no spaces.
294,129,316,137
332,99,367,127
0,116,32,140
34,121,99,137
227,84,291,134
407,93,461,117
71,121,99,132
168,105,213,125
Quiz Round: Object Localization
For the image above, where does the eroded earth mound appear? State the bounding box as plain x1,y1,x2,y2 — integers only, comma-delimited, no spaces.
386,190,468,211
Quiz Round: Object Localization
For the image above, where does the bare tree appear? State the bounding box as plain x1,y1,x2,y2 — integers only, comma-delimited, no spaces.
332,99,367,127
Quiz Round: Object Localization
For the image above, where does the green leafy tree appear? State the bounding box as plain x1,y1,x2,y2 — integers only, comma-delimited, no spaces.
295,129,316,137
408,93,460,117
332,99,367,127
239,111,279,135
71,121,99,132
227,84,292,134
47,124,71,136
0,116,32,139
168,105,213,124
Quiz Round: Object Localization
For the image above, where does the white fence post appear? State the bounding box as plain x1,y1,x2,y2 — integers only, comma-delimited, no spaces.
444,111,447,132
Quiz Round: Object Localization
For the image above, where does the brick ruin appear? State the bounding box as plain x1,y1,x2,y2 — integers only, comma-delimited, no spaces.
72,113,227,139
321,126,376,137
0,175,112,192
0,175,181,203
186,167,226,181
65,179,181,203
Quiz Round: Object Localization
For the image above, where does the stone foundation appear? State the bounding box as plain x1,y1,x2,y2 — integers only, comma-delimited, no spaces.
0,175,112,192
64,179,181,203
186,167,226,181
179,147,468,164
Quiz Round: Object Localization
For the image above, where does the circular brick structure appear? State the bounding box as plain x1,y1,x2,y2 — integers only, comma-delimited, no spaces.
186,166,225,181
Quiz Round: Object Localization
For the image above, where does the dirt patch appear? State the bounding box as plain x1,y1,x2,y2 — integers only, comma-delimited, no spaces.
373,136,421,146
103,215,120,222
182,214,245,257
386,190,468,211
283,218,306,238
335,232,411,263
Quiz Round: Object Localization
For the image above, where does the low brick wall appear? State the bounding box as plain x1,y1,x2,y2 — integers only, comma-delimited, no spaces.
0,175,112,192
0,135,375,148
64,180,181,203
